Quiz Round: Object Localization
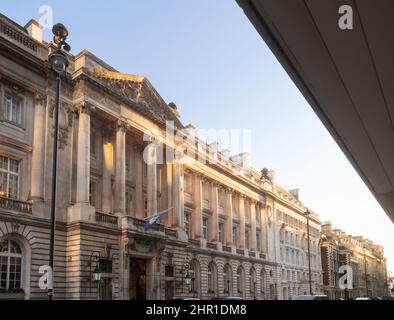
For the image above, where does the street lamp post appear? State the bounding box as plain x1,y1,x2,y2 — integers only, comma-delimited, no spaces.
47,23,70,300
304,209,313,295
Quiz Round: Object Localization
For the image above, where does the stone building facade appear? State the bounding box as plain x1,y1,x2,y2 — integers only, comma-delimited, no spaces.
0,14,327,300
321,222,388,299
265,183,324,299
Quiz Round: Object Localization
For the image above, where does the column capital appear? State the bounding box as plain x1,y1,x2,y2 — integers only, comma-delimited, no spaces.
34,91,46,106
250,199,257,205
74,101,95,115
258,201,265,209
225,187,234,194
193,171,203,179
117,118,129,132
239,194,246,200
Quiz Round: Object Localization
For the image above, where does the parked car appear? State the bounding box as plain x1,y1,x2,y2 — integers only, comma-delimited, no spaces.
291,295,329,300
355,297,371,300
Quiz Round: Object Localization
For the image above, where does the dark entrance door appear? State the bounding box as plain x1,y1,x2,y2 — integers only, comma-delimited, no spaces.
129,259,147,300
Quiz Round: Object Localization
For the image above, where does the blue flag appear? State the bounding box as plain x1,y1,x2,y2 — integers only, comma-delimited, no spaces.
144,208,171,231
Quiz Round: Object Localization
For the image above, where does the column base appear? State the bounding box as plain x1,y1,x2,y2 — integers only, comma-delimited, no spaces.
67,203,96,223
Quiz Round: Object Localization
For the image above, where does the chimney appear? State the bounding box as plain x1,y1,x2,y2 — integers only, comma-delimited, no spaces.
25,19,44,43
221,149,230,159
209,142,219,153
184,124,196,139
230,152,250,169
321,222,332,235
289,189,299,200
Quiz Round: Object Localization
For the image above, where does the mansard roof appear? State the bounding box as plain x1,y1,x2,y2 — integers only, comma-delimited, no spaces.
78,67,183,129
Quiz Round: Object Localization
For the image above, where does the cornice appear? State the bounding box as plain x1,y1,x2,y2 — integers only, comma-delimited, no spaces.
0,134,32,153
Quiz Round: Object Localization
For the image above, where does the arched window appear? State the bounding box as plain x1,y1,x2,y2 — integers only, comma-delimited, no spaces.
189,260,201,298
207,262,217,295
249,267,257,298
0,240,22,290
236,265,245,298
223,264,232,296
260,269,267,299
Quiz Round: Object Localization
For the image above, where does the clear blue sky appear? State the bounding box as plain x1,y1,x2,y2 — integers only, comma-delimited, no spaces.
2,0,393,271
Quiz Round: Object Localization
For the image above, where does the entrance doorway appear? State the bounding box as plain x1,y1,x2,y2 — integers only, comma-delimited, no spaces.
129,259,147,300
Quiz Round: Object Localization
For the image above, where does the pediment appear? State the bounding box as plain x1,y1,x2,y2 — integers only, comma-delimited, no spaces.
82,68,183,128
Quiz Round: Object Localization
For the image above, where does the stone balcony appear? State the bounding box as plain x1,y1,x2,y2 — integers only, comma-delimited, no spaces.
0,196,32,214
95,211,118,227
120,216,177,240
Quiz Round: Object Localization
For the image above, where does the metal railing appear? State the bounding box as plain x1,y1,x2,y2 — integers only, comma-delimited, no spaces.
0,196,32,214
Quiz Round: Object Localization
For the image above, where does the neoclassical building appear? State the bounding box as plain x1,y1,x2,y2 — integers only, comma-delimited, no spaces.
321,222,388,299
0,14,325,300
264,182,324,299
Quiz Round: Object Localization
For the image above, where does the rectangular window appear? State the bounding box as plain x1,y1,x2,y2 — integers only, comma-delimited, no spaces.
144,196,147,217
245,202,250,223
184,214,191,238
89,180,96,207
0,156,19,199
233,226,238,247
218,223,224,243
165,265,174,277
202,218,208,239
218,189,225,207
90,131,97,156
245,230,249,249
3,94,22,126
256,232,261,252
232,196,238,218
184,175,192,194
203,182,210,200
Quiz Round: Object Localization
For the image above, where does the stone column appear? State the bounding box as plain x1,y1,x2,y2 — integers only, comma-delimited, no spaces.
250,200,257,252
239,195,246,249
114,119,127,215
68,102,95,222
210,183,219,242
192,173,202,239
171,160,183,228
225,189,233,246
102,126,114,213
260,203,268,253
31,92,46,201
75,103,93,204
146,142,157,217
164,163,173,226
134,145,144,219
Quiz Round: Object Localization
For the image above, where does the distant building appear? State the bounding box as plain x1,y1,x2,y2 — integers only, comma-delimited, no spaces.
321,222,388,299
